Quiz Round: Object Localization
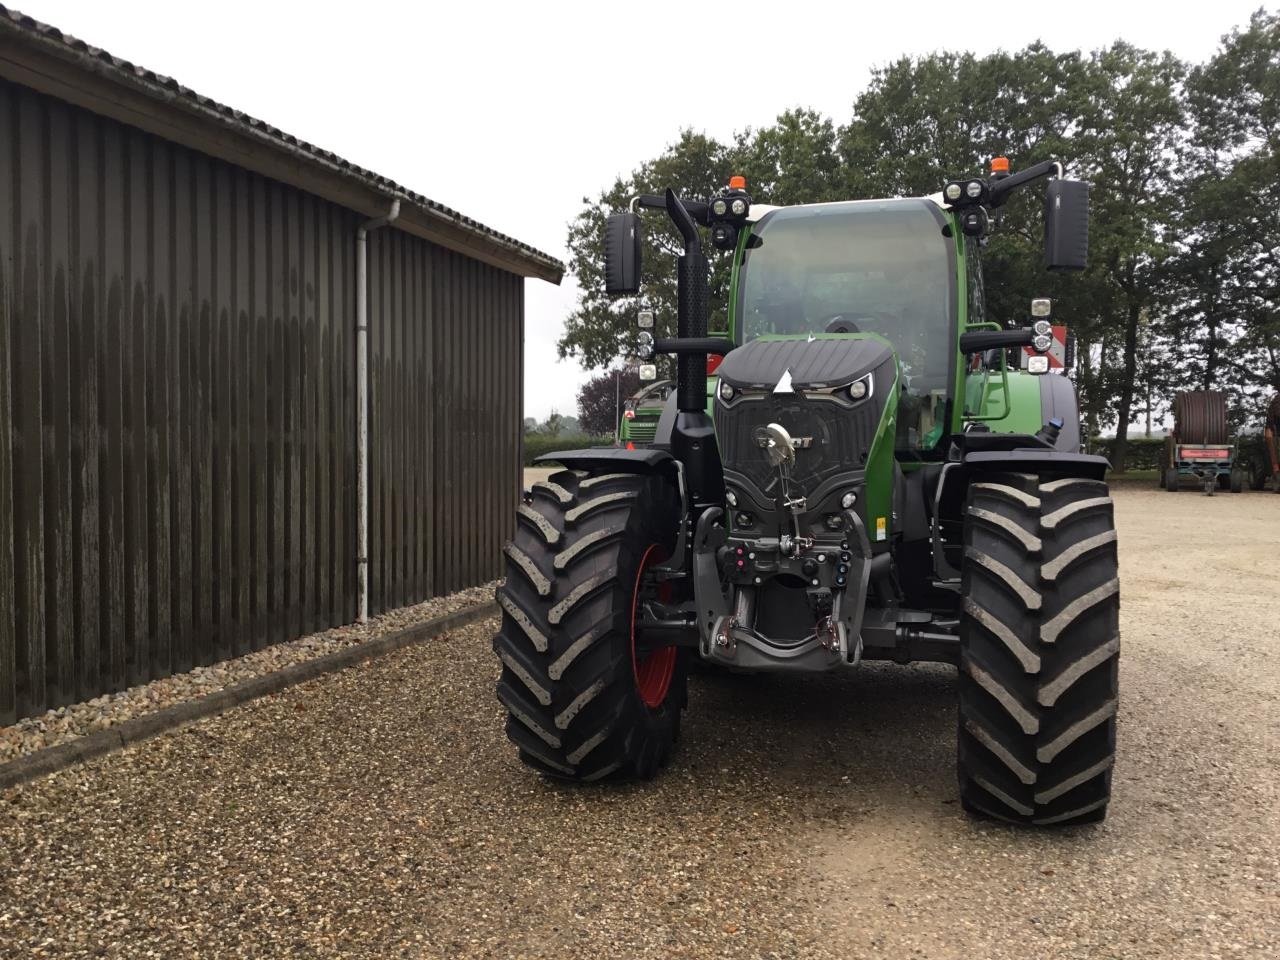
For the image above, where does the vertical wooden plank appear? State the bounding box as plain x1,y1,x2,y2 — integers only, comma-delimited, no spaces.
297,191,313,634
213,161,234,663
98,118,127,692
315,199,331,626
192,156,213,665
369,231,381,615
0,85,16,724
250,175,269,650
427,244,437,599
72,110,102,699
392,232,406,609
170,145,193,674
148,137,171,681
411,240,425,602
269,182,286,646
284,189,301,639
124,128,150,686
12,88,47,715
41,98,75,704
233,169,251,653
336,207,348,621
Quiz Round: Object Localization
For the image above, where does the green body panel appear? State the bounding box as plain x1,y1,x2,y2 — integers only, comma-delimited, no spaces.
964,367,1044,433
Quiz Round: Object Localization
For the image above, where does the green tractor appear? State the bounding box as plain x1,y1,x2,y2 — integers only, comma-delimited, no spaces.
494,159,1120,826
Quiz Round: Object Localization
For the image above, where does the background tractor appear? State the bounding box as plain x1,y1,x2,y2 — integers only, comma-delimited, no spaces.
495,159,1121,826
1160,390,1246,494
618,377,673,448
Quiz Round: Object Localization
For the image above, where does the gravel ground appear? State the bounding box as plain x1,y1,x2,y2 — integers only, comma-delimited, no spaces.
0,488,1276,959
0,583,498,762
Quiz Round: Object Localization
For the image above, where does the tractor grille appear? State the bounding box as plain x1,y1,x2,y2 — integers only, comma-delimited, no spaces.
626,417,658,445
714,392,884,499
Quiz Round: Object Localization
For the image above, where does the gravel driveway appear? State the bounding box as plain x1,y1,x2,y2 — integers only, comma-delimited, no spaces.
1,487,1276,959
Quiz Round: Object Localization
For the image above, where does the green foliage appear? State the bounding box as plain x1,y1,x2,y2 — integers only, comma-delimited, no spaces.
558,16,1280,439
522,432,611,466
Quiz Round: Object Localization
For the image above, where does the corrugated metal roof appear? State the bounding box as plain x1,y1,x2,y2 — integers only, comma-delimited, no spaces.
0,4,564,283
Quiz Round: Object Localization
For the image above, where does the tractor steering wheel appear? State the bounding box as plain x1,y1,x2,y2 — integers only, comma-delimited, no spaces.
824,315,861,334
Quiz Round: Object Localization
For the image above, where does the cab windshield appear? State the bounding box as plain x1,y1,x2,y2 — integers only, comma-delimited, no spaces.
736,199,956,453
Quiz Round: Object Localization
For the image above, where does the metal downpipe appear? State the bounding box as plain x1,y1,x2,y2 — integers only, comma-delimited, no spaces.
357,199,401,623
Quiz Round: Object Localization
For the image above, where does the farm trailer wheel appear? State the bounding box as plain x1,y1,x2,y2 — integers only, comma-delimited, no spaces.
493,468,686,781
957,473,1120,826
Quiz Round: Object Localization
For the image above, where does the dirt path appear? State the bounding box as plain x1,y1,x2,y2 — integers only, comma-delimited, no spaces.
1,488,1276,958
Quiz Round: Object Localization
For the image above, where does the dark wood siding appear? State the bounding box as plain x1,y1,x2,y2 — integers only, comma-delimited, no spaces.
0,78,523,722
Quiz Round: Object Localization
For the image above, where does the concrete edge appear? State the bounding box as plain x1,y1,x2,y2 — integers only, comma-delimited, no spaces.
0,600,498,791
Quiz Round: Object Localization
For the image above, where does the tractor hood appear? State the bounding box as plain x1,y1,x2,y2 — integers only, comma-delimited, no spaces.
716,335,894,392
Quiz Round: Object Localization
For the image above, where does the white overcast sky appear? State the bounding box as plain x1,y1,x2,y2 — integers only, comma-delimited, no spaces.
18,0,1270,420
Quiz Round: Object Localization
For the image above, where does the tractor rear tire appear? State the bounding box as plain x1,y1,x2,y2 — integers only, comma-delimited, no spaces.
493,468,685,782
958,473,1120,826
1165,468,1180,492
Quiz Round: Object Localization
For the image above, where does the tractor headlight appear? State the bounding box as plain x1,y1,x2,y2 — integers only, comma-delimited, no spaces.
841,491,857,509
730,198,747,216
944,183,963,202
1032,333,1053,353
1033,319,1052,337
718,380,735,402
636,330,654,359
1027,355,1050,374
965,180,985,199
847,375,872,401
712,198,728,216
725,489,738,507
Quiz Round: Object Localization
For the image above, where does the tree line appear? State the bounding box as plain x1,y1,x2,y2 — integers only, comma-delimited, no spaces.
562,11,1279,468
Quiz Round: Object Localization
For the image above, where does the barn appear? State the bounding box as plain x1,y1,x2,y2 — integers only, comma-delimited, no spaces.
0,6,563,721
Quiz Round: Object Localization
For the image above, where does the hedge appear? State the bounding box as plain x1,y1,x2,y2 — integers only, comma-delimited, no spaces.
1087,437,1166,472
522,433,614,466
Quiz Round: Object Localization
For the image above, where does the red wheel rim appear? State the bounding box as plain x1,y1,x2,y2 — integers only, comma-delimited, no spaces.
631,544,676,709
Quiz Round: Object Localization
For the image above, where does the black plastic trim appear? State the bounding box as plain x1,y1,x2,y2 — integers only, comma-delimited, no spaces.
962,450,1110,480
535,448,675,472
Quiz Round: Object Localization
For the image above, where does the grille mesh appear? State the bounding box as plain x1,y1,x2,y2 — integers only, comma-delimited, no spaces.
715,393,883,498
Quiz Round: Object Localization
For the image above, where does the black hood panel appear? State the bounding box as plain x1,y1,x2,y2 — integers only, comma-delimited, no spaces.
717,336,894,391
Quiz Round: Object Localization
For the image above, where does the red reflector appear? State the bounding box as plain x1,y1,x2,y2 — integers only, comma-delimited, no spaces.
623,409,635,420
1180,448,1230,460
625,441,635,450
707,353,723,374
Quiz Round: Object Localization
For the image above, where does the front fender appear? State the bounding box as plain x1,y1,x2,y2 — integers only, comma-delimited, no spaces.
963,449,1110,481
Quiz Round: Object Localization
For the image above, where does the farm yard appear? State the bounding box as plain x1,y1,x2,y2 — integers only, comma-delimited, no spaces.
2,487,1276,959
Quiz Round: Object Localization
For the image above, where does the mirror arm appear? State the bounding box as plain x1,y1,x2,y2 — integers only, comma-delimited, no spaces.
989,159,1064,207
654,337,735,356
665,189,703,254
630,193,711,225
958,329,1034,353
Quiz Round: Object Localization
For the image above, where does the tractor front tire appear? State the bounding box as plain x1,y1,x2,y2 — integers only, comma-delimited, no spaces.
494,468,685,782
958,473,1120,826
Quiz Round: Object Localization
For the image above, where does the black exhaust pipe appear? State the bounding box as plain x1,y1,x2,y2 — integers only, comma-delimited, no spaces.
665,189,710,413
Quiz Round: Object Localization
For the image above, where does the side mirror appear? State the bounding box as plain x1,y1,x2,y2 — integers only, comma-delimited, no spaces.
604,212,642,295
1044,179,1089,271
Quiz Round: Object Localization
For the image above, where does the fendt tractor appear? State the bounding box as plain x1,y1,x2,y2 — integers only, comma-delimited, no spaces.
494,158,1121,827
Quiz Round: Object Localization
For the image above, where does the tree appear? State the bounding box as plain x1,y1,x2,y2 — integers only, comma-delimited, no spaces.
1169,11,1280,423
577,367,641,437
559,131,736,370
